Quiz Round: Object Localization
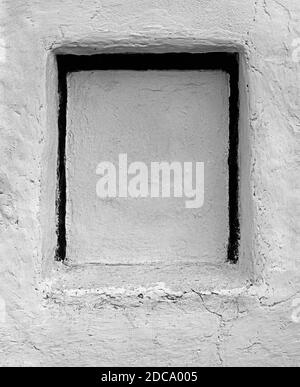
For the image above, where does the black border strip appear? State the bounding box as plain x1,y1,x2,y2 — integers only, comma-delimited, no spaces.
56,53,240,263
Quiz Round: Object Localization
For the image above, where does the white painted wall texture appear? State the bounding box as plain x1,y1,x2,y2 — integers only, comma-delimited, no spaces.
0,0,299,366
66,71,229,265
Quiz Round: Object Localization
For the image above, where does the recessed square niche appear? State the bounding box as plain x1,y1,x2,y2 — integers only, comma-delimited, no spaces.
56,54,239,266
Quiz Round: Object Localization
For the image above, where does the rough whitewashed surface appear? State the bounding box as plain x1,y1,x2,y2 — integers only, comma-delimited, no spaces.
0,0,299,366
66,71,229,265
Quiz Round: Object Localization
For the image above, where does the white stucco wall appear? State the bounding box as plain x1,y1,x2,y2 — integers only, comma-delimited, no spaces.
66,70,229,265
0,0,299,366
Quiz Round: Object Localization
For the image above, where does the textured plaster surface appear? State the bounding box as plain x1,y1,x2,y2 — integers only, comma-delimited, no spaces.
0,0,299,366
66,70,229,265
